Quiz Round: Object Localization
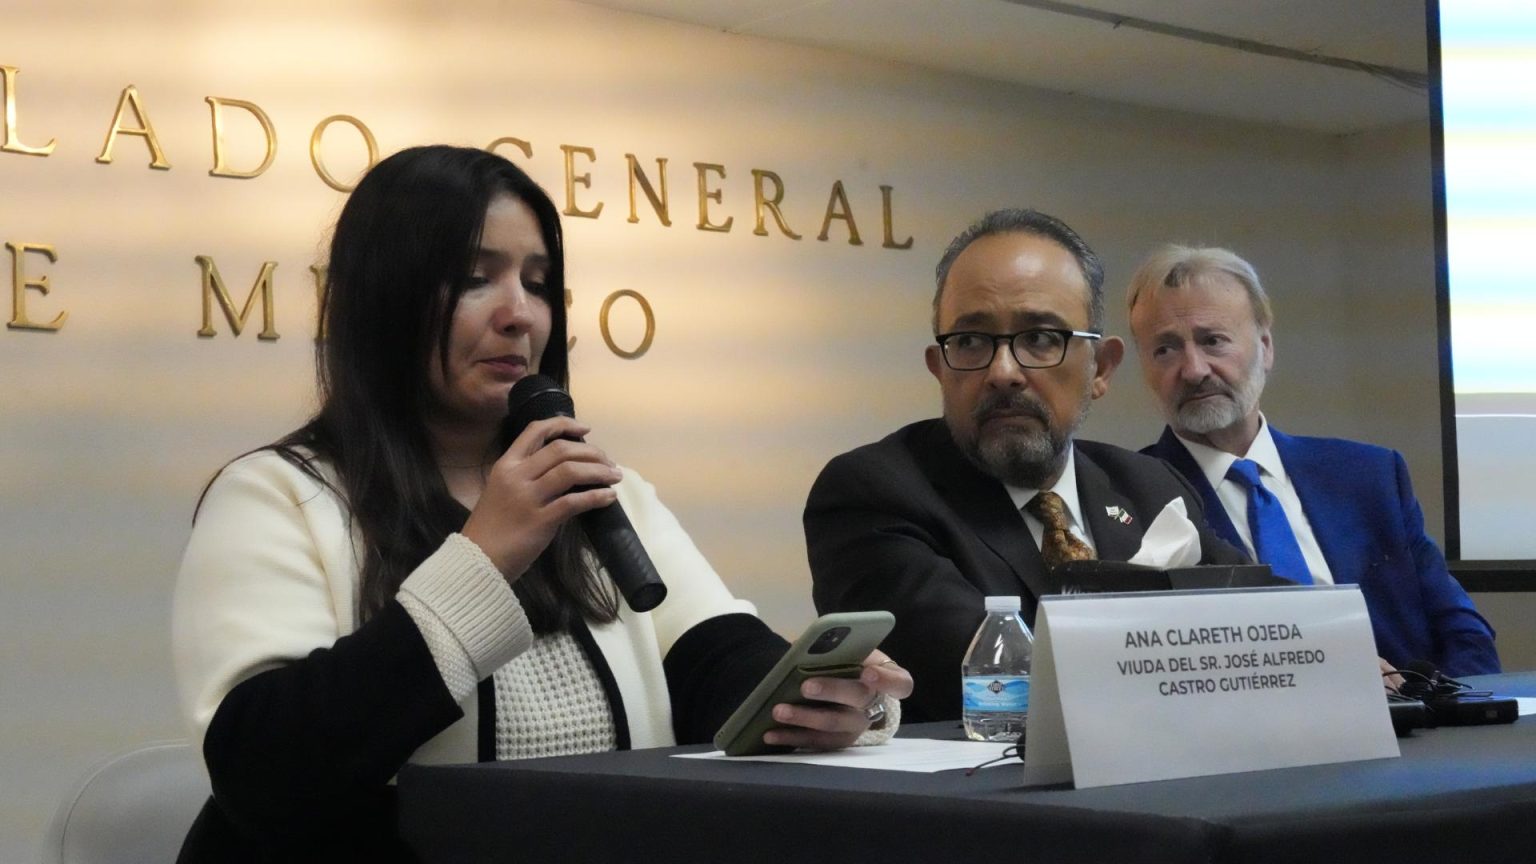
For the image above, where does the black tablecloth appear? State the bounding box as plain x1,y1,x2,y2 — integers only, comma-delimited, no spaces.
399,672,1536,864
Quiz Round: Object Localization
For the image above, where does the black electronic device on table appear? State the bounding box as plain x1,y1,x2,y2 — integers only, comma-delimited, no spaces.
1386,662,1519,735
1043,559,1287,595
1387,695,1430,736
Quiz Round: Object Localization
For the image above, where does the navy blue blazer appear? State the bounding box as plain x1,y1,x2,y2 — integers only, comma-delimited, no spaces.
1144,425,1499,676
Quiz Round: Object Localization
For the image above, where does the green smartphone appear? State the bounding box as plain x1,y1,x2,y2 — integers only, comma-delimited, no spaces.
713,610,896,756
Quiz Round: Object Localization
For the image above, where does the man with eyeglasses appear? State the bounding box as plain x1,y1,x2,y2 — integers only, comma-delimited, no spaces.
1126,245,1498,677
803,210,1244,722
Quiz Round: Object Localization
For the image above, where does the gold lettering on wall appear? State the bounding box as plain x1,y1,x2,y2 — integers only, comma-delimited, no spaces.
625,154,671,226
817,180,862,245
6,241,67,331
879,185,913,250
207,97,277,179
96,85,170,169
196,255,279,340
561,144,604,219
598,289,654,359
487,137,533,160
4,64,917,353
693,163,732,233
751,169,802,240
309,115,378,193
1,66,56,156
309,264,327,340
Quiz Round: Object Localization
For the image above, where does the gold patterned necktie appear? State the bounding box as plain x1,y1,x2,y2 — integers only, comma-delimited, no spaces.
1025,490,1096,568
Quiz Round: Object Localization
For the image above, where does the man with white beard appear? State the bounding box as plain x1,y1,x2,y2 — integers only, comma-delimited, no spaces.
1128,245,1499,677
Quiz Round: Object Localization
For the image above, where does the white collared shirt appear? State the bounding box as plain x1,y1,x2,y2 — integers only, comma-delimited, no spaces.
1174,416,1334,585
1004,443,1097,556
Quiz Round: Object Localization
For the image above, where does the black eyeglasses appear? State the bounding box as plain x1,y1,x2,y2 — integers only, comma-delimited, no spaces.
935,328,1101,371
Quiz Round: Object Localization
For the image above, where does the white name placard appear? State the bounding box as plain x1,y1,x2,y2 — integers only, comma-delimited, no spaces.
1022,585,1398,788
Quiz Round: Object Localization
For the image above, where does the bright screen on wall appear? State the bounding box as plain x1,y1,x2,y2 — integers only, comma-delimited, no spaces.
1435,0,1536,561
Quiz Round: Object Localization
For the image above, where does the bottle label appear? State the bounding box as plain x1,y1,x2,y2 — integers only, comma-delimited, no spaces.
962,675,1030,713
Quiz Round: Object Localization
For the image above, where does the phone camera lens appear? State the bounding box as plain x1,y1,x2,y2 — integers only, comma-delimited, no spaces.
808,627,850,654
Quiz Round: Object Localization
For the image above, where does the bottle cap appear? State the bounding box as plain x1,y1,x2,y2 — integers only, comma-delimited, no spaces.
983,595,1022,612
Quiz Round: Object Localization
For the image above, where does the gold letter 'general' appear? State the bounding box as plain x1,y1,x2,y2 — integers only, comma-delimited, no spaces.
693,163,733,233
561,145,604,219
487,137,534,160
880,185,913,250
626,154,671,226
817,180,862,245
752,169,801,240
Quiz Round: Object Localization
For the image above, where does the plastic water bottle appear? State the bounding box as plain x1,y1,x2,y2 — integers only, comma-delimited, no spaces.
961,595,1034,743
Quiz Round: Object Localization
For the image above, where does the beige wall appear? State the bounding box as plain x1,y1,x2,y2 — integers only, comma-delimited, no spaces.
1476,593,1536,670
2,2,1524,860
1336,120,1445,534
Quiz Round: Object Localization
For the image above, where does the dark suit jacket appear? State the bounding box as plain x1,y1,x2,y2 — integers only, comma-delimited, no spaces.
804,419,1246,722
1144,425,1500,677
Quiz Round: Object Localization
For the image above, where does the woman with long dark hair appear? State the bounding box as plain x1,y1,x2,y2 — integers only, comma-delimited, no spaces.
172,145,910,861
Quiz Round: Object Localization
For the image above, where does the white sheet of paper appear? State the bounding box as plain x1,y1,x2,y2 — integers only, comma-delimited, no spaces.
1516,697,1536,717
674,737,1013,773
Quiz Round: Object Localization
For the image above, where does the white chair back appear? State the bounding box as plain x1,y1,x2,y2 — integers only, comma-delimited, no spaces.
46,741,210,864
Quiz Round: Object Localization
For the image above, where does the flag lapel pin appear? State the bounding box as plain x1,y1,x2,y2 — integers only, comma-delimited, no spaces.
1105,505,1133,525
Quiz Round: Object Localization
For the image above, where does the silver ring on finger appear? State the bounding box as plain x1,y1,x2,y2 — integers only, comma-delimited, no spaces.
863,696,886,724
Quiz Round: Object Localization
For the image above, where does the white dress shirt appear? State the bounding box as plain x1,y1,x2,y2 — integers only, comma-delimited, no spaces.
1174,416,1334,584
1003,444,1097,556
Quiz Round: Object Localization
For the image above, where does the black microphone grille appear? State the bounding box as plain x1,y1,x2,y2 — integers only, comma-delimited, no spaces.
507,374,575,424
1398,659,1452,700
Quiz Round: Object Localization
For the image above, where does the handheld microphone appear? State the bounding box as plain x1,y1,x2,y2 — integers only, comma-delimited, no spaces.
505,375,668,613
1401,660,1461,698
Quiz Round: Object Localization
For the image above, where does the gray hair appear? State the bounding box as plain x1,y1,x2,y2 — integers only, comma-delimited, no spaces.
1125,245,1272,333
932,208,1105,334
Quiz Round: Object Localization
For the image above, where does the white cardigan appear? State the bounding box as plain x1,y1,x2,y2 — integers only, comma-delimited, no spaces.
172,450,757,764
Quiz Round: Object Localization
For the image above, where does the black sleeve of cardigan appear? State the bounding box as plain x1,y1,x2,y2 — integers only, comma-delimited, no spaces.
199,599,464,853
663,612,791,745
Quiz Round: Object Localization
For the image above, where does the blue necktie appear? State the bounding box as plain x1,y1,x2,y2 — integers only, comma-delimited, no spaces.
1226,458,1312,585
